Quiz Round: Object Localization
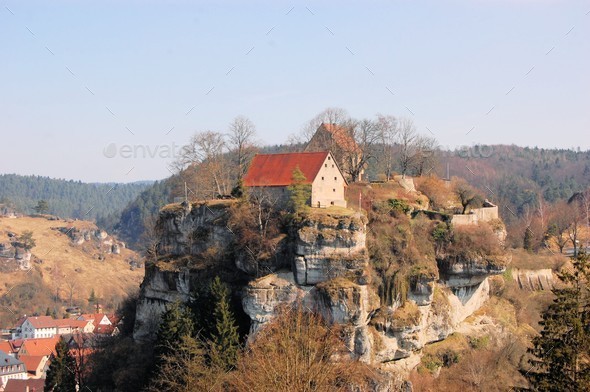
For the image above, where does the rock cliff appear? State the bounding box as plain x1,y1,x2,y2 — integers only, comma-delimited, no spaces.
134,198,509,377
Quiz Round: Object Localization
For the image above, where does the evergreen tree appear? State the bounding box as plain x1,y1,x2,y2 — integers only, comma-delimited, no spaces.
44,339,77,392
17,230,36,250
88,289,97,306
154,301,195,361
45,307,51,316
34,199,49,214
287,166,311,213
522,252,590,391
208,277,240,370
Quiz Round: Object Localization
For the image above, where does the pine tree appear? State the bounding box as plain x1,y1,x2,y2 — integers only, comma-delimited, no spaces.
17,230,36,250
522,252,590,391
287,166,311,213
88,288,97,308
154,301,195,361
208,277,240,370
34,199,49,214
44,339,77,392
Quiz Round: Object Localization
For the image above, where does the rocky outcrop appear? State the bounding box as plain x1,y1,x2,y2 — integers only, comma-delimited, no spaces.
294,213,369,285
53,226,126,256
242,273,302,334
512,268,554,291
135,199,510,376
0,241,32,270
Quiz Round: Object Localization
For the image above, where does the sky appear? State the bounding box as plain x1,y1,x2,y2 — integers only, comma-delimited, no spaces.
1,0,589,183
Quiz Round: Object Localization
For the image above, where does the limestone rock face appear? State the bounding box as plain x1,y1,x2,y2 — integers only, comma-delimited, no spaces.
294,213,369,286
242,273,302,334
512,268,554,291
135,199,511,376
156,202,234,257
133,267,192,341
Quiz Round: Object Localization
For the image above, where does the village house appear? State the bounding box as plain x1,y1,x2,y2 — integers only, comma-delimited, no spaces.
12,316,93,340
243,151,347,208
17,355,48,379
304,123,364,181
3,378,45,392
0,351,27,390
16,336,59,358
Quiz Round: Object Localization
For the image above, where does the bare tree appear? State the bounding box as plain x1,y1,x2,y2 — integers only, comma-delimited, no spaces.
397,118,418,178
301,107,352,143
548,200,573,253
345,119,380,182
228,116,257,181
64,280,76,308
177,131,230,198
453,178,483,214
376,114,398,181
412,135,438,176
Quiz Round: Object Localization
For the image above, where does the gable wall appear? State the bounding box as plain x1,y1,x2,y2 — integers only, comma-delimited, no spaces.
311,155,347,208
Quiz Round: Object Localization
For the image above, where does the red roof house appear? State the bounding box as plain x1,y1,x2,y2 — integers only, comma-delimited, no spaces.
243,151,347,208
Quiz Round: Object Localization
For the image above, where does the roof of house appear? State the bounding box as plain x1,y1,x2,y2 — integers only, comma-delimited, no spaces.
0,350,24,368
79,313,110,326
243,151,333,187
3,378,45,392
55,319,91,329
95,324,117,335
18,355,46,374
0,340,18,354
18,337,60,356
315,123,361,154
24,316,57,329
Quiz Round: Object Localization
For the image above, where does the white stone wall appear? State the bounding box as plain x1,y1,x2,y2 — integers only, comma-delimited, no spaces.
311,155,347,208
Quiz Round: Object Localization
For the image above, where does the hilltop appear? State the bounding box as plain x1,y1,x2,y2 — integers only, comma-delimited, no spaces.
0,215,143,327
0,174,150,228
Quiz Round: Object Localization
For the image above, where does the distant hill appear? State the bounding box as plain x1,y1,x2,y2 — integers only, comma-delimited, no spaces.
0,174,151,226
431,145,590,224
0,215,144,327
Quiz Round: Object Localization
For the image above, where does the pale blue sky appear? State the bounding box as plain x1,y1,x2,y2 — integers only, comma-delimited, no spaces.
1,1,589,182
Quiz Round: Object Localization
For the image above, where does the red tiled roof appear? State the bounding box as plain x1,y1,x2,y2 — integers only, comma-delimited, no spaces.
18,355,46,374
18,337,60,356
317,123,361,154
3,378,45,392
95,324,116,335
243,152,330,187
0,340,18,354
55,319,91,329
25,316,57,329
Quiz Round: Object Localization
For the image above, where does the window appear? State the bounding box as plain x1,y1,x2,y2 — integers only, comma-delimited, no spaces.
325,164,327,167
328,156,331,160
332,164,334,168
321,176,324,180
334,177,337,181
333,189,336,192
331,201,334,205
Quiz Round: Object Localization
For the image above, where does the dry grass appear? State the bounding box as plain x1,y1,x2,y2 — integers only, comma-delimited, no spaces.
0,216,143,322
509,248,568,271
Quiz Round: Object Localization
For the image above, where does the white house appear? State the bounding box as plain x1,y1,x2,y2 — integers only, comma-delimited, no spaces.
0,351,27,390
243,151,348,208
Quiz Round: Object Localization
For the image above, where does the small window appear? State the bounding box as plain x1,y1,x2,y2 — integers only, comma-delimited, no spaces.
331,201,334,205
332,164,334,168
328,156,331,160
334,177,337,181
325,164,328,168
333,189,336,192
